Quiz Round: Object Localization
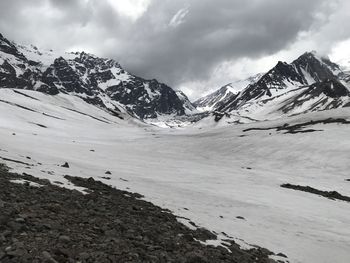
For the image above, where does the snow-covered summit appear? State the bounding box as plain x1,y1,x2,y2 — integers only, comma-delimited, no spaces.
195,51,350,124
194,73,263,111
1,32,349,127
0,33,195,120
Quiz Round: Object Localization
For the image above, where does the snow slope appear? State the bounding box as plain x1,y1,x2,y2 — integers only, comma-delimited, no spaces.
0,89,350,263
194,73,263,111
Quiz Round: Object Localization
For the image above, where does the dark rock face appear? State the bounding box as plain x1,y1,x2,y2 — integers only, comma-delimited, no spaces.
42,56,94,95
279,79,350,113
0,34,26,61
0,54,39,91
106,78,185,119
0,34,42,91
42,52,187,118
281,183,350,202
316,79,350,98
292,52,338,82
0,60,28,89
0,164,277,263
0,34,191,119
35,84,59,95
308,79,350,98
242,117,350,134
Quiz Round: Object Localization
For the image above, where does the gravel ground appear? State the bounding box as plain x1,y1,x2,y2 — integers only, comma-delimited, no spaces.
0,164,277,263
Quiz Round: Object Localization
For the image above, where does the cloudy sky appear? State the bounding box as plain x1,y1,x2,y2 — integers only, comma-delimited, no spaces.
1,0,350,99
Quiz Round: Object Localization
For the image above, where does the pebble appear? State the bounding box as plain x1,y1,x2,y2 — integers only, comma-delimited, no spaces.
42,251,58,263
15,217,25,223
58,235,71,243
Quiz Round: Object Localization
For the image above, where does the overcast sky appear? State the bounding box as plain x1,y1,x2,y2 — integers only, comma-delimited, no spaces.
1,0,350,99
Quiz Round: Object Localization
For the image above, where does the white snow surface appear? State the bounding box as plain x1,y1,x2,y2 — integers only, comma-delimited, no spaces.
16,44,78,70
10,179,43,188
0,89,350,263
97,67,132,91
228,73,264,92
195,73,264,111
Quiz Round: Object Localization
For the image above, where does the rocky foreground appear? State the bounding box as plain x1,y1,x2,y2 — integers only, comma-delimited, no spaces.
0,164,277,263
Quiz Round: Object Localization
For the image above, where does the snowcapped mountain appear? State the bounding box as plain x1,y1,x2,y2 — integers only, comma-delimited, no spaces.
217,52,343,111
337,58,350,86
194,73,263,111
0,33,195,119
196,51,350,123
2,31,350,126
0,34,42,90
175,90,197,113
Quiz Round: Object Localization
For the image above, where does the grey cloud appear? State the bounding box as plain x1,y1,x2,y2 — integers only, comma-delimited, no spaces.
114,0,335,84
0,0,347,98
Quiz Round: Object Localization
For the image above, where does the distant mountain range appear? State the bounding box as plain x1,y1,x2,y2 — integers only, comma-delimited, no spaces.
1,33,349,126
194,73,263,111
195,51,350,123
0,33,195,120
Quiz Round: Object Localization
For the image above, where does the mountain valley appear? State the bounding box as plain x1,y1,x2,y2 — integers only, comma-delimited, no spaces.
1,33,350,263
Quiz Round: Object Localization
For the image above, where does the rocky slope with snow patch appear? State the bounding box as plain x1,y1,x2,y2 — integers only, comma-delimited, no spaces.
0,165,277,263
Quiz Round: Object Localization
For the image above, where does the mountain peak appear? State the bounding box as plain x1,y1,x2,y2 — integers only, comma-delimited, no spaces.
296,51,320,62
199,50,349,116
0,33,194,120
275,60,289,69
291,51,338,83
294,51,336,69
0,33,9,44
72,51,122,70
0,33,8,42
